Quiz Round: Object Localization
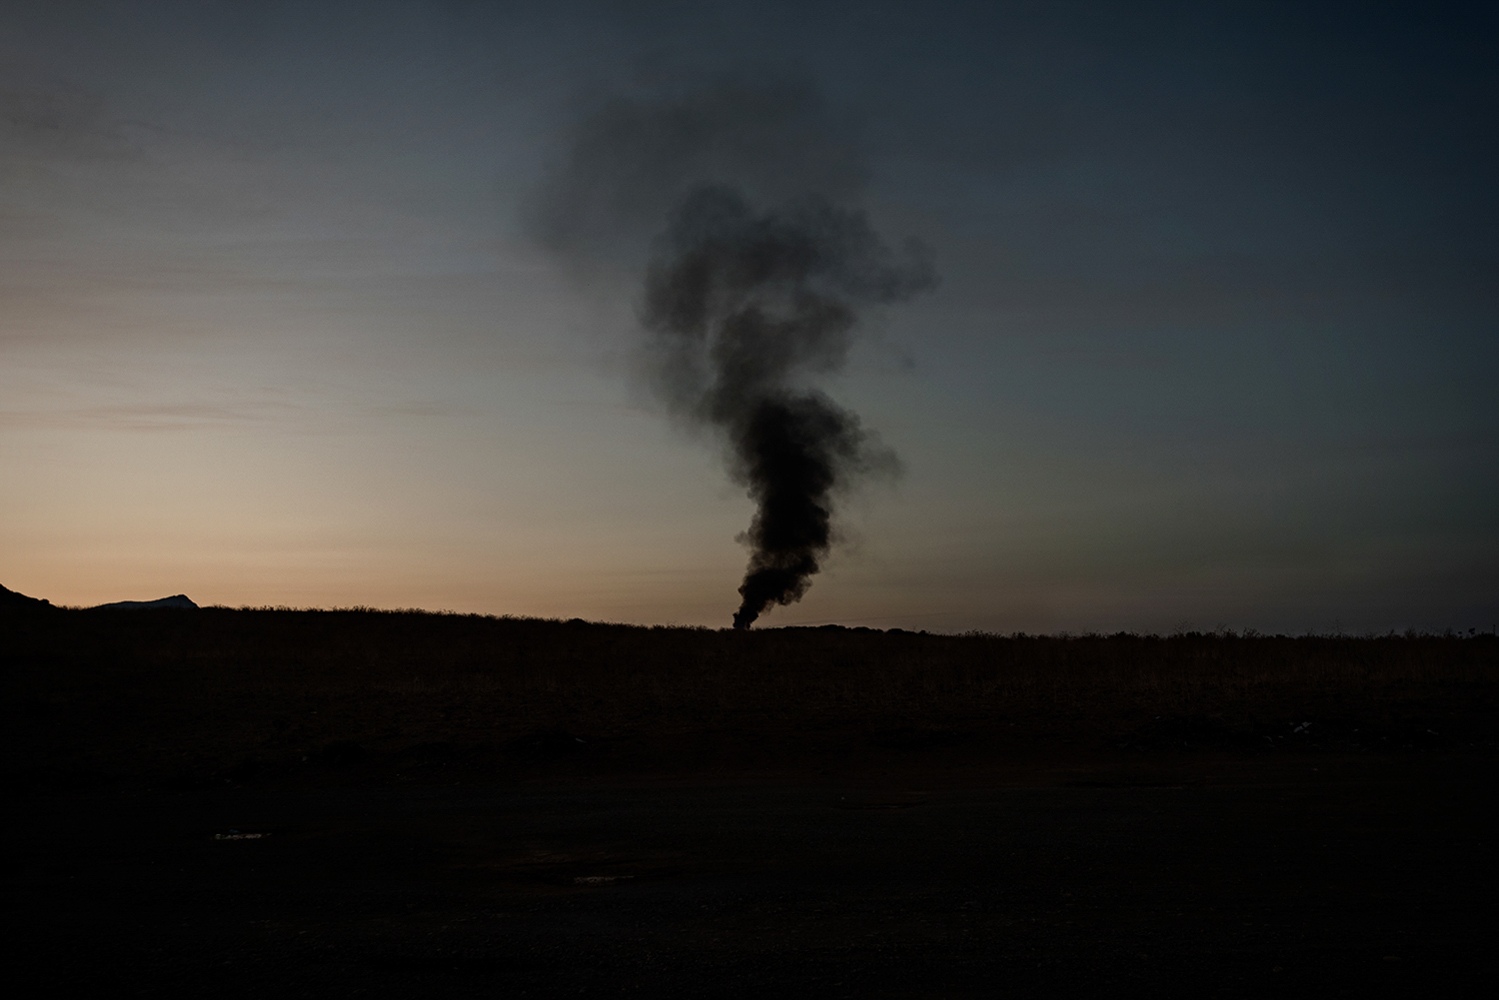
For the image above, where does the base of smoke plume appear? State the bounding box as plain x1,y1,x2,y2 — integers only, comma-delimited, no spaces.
725,392,890,629
734,555,819,630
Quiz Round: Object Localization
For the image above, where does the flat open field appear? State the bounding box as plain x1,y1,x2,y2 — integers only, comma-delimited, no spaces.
5,610,1496,997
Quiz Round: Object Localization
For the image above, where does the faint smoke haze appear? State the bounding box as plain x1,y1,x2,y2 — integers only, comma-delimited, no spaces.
533,77,936,627
531,77,867,264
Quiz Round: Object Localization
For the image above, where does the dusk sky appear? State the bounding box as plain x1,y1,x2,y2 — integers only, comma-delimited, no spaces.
3,1,1495,633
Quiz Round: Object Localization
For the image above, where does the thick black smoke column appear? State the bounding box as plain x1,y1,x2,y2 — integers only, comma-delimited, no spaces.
642,185,934,628
530,81,936,627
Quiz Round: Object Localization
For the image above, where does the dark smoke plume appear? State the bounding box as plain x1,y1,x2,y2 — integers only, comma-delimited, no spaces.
642,186,934,627
533,79,935,627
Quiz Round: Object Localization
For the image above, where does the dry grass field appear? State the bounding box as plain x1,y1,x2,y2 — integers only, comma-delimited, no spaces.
4,606,1495,790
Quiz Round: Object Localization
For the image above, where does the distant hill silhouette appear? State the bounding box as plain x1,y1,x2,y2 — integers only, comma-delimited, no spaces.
88,595,199,611
1,587,201,611
0,584,55,611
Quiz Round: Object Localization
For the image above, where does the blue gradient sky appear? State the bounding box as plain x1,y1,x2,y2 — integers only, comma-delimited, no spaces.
3,1,1495,632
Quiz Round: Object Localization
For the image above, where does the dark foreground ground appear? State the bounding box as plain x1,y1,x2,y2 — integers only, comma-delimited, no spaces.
11,751,1498,999
5,607,1497,997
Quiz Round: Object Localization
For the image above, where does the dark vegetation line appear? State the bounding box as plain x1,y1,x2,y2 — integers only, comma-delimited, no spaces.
3,603,1494,791
4,606,1495,714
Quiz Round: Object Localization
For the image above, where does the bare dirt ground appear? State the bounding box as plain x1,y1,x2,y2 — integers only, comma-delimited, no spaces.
9,745,1495,998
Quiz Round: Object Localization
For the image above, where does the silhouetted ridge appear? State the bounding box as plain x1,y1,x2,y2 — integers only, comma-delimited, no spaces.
88,595,199,611
0,584,55,611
